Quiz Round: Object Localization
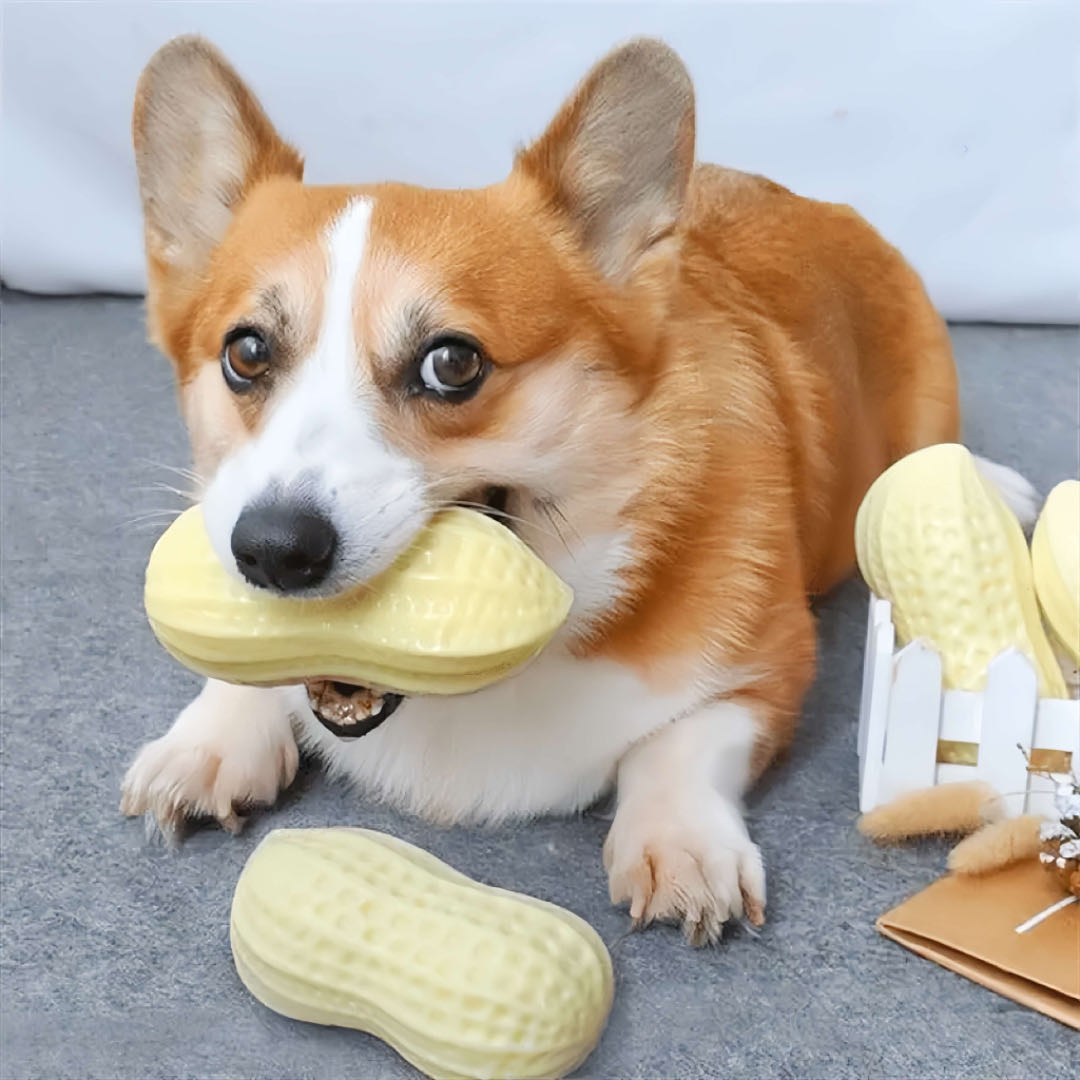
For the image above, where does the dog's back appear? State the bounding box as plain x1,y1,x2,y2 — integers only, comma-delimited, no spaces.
588,160,959,778
682,163,959,592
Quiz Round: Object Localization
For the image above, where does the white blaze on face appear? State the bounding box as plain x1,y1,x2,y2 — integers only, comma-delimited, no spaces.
202,197,429,593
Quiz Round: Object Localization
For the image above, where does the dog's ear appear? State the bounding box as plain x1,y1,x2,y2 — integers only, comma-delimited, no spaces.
515,39,695,281
133,36,303,294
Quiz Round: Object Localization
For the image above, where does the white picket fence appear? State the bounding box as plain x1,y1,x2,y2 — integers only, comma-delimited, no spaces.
857,595,1080,817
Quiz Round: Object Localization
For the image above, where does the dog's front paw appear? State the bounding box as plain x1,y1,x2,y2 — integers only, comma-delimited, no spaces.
603,791,766,945
120,680,300,836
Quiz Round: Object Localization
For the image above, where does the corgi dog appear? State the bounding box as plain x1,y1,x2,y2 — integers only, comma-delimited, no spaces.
122,35,961,943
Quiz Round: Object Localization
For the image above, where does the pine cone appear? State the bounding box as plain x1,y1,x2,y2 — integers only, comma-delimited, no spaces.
1039,837,1080,897
1038,782,1080,898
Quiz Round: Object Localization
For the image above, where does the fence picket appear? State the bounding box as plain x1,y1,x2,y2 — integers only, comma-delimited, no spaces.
880,642,941,803
856,598,1078,815
970,649,1037,817
859,600,895,812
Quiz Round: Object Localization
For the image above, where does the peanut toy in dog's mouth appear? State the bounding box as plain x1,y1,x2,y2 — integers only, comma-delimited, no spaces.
143,505,573,699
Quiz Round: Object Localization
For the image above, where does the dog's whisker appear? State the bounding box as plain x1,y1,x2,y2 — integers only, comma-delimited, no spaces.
543,499,582,544
419,476,469,502
120,523,183,535
535,499,574,556
135,458,204,487
119,508,187,531
142,458,201,480
124,506,187,518
133,481,198,502
448,500,564,544
415,476,574,548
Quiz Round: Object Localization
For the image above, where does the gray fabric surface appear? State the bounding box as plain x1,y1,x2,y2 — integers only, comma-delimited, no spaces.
1,290,1077,1079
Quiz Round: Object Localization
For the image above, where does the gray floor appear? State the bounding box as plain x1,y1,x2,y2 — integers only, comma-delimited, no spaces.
1,290,1077,1080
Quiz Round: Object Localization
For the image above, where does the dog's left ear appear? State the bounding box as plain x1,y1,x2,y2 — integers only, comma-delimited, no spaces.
515,38,695,281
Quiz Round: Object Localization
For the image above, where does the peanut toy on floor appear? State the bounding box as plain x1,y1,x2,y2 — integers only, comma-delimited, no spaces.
231,828,614,1080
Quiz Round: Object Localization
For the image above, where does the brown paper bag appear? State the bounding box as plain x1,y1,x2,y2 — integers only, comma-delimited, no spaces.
877,861,1080,1028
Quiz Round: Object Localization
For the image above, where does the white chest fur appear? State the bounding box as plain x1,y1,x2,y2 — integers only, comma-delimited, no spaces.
295,529,703,824
296,642,701,824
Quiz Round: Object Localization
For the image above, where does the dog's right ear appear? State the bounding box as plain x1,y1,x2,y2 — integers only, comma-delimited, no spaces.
514,39,695,283
133,36,303,300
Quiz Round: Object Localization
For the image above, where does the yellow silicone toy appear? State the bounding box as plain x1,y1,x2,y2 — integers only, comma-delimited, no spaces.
230,828,614,1080
144,506,573,695
1031,479,1080,666
855,443,1067,697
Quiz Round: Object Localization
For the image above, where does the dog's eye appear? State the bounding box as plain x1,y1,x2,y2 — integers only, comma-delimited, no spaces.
417,338,486,399
222,329,271,390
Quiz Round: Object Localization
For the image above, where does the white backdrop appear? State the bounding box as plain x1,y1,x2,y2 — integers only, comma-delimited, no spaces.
3,1,1078,322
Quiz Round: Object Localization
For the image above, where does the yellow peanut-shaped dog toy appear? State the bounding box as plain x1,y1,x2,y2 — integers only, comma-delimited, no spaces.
855,443,1066,697
1031,479,1080,668
144,506,573,695
230,828,614,1080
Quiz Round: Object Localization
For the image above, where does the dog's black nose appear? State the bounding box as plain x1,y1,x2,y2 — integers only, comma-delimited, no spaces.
231,501,337,592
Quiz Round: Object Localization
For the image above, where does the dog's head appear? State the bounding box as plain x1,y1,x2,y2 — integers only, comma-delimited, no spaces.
133,36,695,598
